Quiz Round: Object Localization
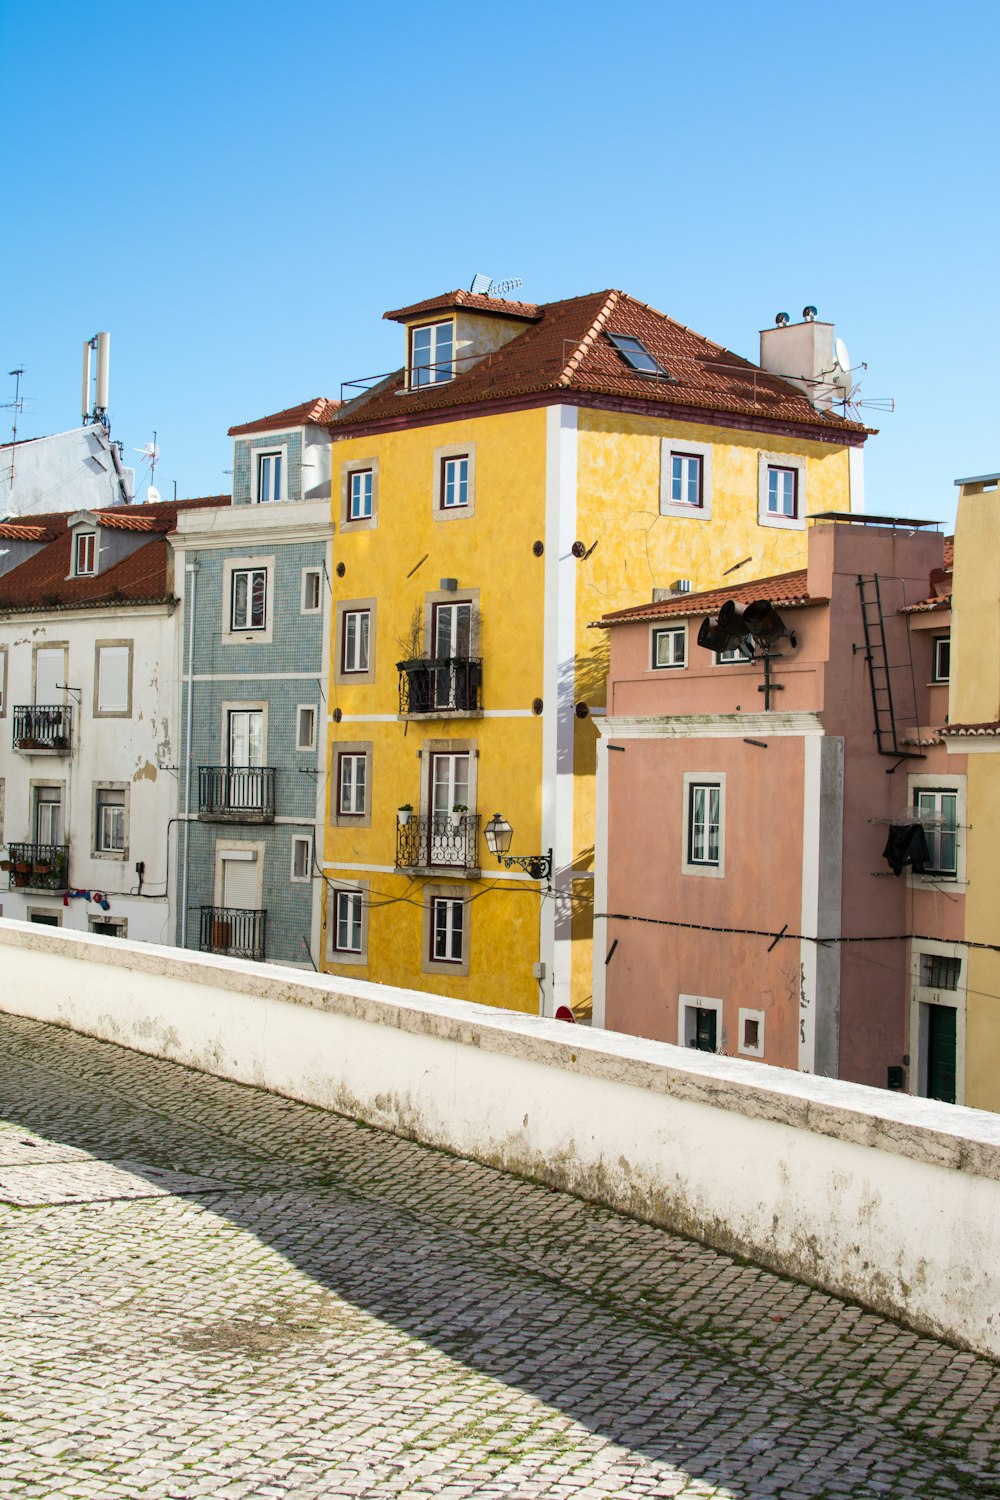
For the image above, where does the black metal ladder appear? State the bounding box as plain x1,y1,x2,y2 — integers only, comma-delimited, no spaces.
857,574,923,758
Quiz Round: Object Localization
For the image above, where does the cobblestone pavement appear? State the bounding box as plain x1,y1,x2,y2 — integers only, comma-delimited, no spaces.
1,1014,999,1500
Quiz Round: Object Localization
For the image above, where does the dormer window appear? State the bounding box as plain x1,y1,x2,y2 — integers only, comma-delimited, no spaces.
257,451,283,503
75,532,96,576
409,321,454,388
606,332,668,377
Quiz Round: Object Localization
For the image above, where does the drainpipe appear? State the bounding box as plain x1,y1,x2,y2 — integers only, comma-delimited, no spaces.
180,560,199,948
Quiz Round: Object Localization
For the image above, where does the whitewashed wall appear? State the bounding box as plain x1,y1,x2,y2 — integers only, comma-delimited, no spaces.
1,918,998,1359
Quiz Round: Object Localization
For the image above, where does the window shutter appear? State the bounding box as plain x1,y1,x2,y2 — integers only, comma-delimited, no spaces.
98,646,130,712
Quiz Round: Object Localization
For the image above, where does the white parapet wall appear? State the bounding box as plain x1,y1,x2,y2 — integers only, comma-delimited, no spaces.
1,918,999,1358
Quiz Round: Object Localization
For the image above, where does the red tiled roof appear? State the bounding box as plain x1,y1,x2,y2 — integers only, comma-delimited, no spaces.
901,595,951,615
944,536,954,568
598,569,818,627
95,512,166,532
940,721,1000,737
383,290,542,323
228,397,341,436
0,523,59,542
336,290,872,438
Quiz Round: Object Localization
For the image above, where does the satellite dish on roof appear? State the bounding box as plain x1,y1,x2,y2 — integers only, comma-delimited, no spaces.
469,273,493,295
146,485,161,504
832,337,853,401
835,337,851,374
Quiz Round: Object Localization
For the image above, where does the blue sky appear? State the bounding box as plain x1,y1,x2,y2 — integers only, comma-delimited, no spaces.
3,1,996,525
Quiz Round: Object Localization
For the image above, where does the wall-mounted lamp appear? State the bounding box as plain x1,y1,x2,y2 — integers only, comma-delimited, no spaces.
484,813,552,883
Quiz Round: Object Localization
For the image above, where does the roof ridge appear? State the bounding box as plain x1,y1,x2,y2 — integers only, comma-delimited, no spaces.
616,292,732,356
557,291,621,388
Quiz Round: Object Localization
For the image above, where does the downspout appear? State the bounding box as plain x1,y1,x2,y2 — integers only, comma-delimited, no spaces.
180,560,199,948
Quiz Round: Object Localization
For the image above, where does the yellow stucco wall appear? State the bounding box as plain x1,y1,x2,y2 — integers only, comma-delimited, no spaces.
963,755,1000,1110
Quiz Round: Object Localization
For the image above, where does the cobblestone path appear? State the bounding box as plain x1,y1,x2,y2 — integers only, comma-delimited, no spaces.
0,1013,998,1500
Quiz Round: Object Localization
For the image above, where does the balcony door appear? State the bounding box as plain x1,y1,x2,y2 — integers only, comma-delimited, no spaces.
227,710,264,809
34,647,64,705
34,787,62,846
432,602,473,710
222,854,258,910
430,752,469,865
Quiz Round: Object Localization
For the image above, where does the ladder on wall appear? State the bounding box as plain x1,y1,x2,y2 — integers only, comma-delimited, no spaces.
856,574,923,759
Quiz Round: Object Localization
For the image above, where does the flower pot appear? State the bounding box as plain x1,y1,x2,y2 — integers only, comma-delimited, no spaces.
397,810,412,826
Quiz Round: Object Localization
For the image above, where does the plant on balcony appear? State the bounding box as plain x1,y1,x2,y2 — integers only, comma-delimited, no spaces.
451,803,468,830
397,803,413,825
396,604,434,714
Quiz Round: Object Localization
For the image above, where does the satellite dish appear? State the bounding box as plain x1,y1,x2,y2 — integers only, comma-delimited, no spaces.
146,485,161,504
835,337,851,375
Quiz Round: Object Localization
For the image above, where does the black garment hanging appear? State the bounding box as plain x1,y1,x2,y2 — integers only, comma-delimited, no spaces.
882,822,931,876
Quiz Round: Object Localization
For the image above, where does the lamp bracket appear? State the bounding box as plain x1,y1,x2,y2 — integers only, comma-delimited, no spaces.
497,848,553,883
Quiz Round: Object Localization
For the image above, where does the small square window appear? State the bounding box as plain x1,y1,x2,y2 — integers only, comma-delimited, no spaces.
349,469,373,520
231,568,267,631
920,952,961,990
716,647,750,664
257,452,282,503
606,332,668,377
338,752,367,815
75,533,96,576
652,626,686,669
670,454,702,507
738,1007,765,1058
334,889,363,952
296,706,317,752
341,609,371,674
291,834,312,882
431,895,464,963
767,466,797,518
932,636,950,683
301,569,322,614
441,456,469,509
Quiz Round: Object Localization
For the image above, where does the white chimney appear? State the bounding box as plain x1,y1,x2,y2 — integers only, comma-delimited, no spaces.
759,307,845,412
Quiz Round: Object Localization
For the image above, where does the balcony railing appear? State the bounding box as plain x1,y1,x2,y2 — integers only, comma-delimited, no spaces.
397,657,483,715
396,813,479,873
199,905,267,962
4,842,69,892
13,705,73,753
197,766,275,822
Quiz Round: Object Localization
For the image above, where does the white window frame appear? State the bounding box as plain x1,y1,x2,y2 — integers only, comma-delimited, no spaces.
296,705,317,752
909,938,967,1104
255,449,284,504
301,568,322,614
423,883,471,977
660,439,713,520
678,994,724,1052
651,625,686,670
337,752,367,816
440,455,470,510
348,468,374,521
74,531,97,576
432,443,477,521
340,457,379,533
290,834,313,883
738,1007,765,1059
757,452,807,531
908,774,966,887
93,783,128,859
682,772,726,878
932,635,950,683
326,881,369,966
93,641,133,718
231,567,267,632
341,608,371,674
715,648,751,665
431,895,464,963
409,319,455,388
89,914,127,938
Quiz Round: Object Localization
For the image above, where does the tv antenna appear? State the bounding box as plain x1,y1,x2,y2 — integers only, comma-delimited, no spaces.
2,367,25,487
135,432,161,502
468,273,523,299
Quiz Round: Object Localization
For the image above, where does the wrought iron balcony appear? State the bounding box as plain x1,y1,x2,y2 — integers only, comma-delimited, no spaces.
13,705,73,753
396,813,480,873
4,842,69,891
199,905,267,962
397,657,483,716
197,766,275,822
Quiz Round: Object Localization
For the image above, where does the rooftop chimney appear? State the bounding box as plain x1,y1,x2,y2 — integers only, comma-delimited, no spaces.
759,307,847,412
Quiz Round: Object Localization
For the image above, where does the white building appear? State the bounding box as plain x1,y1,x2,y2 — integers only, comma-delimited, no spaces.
0,426,132,517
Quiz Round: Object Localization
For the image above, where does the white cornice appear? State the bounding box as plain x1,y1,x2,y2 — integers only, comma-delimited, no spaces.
600,711,825,739
173,497,333,549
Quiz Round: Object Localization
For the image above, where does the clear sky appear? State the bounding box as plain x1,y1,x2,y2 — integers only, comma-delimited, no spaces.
3,0,997,527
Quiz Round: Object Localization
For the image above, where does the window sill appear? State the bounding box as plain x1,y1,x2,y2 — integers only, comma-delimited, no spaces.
397,709,484,722
396,864,482,880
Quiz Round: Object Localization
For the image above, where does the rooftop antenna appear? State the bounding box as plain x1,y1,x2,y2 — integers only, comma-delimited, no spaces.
2,367,25,487
490,276,523,299
82,332,111,430
134,431,161,503
469,273,493,295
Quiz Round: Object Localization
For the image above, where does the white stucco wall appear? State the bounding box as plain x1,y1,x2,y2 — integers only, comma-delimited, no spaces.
0,427,128,515
1,919,998,1358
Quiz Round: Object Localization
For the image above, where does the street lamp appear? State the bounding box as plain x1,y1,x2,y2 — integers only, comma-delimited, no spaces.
484,813,552,883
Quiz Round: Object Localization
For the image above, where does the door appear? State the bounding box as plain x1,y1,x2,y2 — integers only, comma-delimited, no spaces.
927,1004,957,1103
430,753,470,865
34,647,64,705
220,854,259,955
694,1008,717,1052
227,710,263,808
432,602,473,709
34,787,62,846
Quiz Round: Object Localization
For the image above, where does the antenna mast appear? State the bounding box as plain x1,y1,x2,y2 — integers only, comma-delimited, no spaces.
3,367,25,488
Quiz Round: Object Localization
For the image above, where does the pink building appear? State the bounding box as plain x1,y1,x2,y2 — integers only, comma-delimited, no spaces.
593,518,966,1098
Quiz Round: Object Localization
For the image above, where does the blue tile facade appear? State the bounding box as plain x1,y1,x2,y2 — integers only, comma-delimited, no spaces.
232,431,305,506
175,465,328,966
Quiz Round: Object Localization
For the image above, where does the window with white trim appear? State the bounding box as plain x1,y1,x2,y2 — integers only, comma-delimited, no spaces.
94,787,126,855
670,453,703,507
431,895,464,963
349,468,373,520
919,952,961,990
301,568,322,614
341,609,371,673
409,321,454,387
75,532,96,575
257,452,282,503
296,706,317,752
738,1007,765,1058
767,466,798,518
333,889,363,953
231,568,267,631
652,625,686,669
660,439,713,519
914,788,958,877
291,834,312,882
682,773,726,877
757,452,806,531
338,753,367,815
932,635,950,683
440,456,469,510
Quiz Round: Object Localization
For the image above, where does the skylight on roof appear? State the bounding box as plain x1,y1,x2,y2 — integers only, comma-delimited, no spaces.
606,332,667,377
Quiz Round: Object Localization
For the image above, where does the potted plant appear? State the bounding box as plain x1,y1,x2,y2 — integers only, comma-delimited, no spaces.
395,604,433,714
451,803,468,830
397,804,414,826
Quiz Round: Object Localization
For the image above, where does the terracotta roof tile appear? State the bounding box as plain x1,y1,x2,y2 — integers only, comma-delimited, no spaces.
940,721,1000,737
598,569,817,627
94,511,166,532
336,290,871,439
228,397,341,437
901,594,951,615
383,290,541,323
0,523,59,541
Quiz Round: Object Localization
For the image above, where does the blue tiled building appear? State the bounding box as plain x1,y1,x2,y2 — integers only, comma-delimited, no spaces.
172,399,335,967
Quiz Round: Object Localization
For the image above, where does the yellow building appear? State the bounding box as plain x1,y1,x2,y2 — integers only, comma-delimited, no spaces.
943,469,1000,1110
320,289,868,1015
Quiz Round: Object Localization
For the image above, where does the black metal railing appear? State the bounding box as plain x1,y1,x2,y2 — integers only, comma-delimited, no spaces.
199,906,267,962
397,657,483,715
396,813,479,872
4,842,69,891
197,766,275,821
13,705,73,752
